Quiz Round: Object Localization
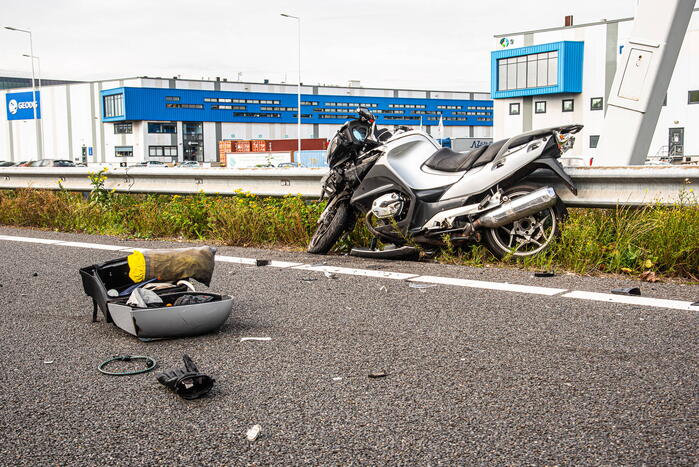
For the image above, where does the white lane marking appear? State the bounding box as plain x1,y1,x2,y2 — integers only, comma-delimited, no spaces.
562,290,698,312
293,264,419,280
216,255,257,265
56,241,130,251
408,275,567,296
269,260,304,268
0,233,696,312
0,235,63,245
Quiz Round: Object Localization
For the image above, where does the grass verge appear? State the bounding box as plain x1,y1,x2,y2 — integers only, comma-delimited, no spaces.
0,188,696,279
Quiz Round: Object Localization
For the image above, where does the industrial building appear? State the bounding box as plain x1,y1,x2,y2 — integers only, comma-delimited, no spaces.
491,9,699,163
0,76,492,165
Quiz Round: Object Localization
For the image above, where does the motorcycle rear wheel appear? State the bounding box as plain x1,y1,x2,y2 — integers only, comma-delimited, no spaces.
483,184,566,259
308,201,354,254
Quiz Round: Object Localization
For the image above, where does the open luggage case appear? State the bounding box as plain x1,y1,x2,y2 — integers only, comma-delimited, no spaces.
80,257,233,339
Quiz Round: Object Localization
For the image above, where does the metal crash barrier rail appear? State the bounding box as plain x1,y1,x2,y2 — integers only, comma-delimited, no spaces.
0,166,696,207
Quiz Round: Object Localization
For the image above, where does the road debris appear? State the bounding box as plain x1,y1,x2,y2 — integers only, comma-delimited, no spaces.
156,354,214,400
534,271,555,277
611,287,641,296
98,355,157,376
43,360,54,364
255,259,270,267
301,277,317,282
240,337,272,342
408,283,437,289
246,424,261,441
324,271,338,280
368,371,388,378
332,377,343,381
379,285,387,293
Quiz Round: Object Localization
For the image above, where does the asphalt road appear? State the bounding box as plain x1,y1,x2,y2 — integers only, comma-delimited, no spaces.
0,226,697,465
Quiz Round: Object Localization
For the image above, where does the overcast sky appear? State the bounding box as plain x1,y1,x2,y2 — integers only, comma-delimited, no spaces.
2,0,637,91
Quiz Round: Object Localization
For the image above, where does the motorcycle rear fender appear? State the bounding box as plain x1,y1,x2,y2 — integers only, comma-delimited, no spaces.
531,156,578,196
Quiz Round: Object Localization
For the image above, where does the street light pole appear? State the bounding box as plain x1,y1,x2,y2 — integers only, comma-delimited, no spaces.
23,53,45,157
281,13,301,165
6,26,42,159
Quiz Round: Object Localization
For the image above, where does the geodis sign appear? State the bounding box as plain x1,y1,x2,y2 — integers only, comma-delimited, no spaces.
6,91,41,120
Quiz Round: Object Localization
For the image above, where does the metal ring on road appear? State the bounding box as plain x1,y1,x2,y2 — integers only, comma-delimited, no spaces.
98,355,157,376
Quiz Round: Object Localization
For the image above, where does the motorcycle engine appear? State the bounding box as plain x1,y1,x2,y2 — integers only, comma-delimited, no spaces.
371,192,405,219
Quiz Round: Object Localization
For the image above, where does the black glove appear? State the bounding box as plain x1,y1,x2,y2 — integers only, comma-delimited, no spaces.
156,354,214,400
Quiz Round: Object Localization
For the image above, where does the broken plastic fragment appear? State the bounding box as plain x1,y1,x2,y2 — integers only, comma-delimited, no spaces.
332,377,342,381
379,285,387,292
246,424,261,441
324,271,338,280
240,337,272,342
368,371,387,378
534,271,555,277
611,287,641,296
692,301,699,307
43,360,54,364
255,259,270,267
301,277,317,282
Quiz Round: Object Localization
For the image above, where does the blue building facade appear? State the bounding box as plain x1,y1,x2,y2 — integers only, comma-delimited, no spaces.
490,41,584,99
100,87,493,127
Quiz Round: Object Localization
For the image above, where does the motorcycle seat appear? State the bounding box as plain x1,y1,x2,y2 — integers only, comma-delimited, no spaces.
423,139,507,173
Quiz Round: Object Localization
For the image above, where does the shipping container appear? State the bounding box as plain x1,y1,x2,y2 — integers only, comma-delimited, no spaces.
267,138,328,152
251,140,267,152
235,140,251,152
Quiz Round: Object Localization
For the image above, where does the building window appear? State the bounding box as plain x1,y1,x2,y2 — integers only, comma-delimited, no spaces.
114,122,132,134
115,146,133,157
165,96,180,101
148,145,178,157
148,122,177,134
509,103,520,115
589,135,600,148
498,51,558,91
165,103,203,109
562,99,574,112
103,93,124,118
590,97,604,110
534,101,547,114
688,90,699,104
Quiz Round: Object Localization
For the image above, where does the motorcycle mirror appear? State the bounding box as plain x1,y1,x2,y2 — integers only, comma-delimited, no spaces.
357,107,375,122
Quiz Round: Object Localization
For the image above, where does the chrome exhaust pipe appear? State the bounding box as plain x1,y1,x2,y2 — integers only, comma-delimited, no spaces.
473,187,557,229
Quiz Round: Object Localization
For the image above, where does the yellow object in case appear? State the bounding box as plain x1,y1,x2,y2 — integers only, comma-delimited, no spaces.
127,250,147,283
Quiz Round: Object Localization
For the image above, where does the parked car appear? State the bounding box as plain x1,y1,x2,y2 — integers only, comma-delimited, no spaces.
28,159,76,167
16,161,31,167
177,161,201,168
0,161,15,167
277,162,297,168
131,161,168,167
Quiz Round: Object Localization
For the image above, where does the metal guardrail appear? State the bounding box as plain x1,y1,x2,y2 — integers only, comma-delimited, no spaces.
0,165,696,207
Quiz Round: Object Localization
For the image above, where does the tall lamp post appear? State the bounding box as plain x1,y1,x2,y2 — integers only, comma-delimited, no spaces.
280,13,301,164
22,53,45,157
5,26,42,159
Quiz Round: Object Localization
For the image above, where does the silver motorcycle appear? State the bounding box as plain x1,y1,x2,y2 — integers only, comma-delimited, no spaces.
309,107,582,259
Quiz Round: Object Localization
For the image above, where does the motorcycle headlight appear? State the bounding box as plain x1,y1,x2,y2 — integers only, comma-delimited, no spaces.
326,136,339,163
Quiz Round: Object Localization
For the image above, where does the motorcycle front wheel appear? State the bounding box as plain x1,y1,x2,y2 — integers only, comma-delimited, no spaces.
307,200,354,254
483,184,567,259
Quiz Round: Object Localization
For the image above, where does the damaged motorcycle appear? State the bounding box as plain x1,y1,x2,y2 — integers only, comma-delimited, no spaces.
308,107,582,259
